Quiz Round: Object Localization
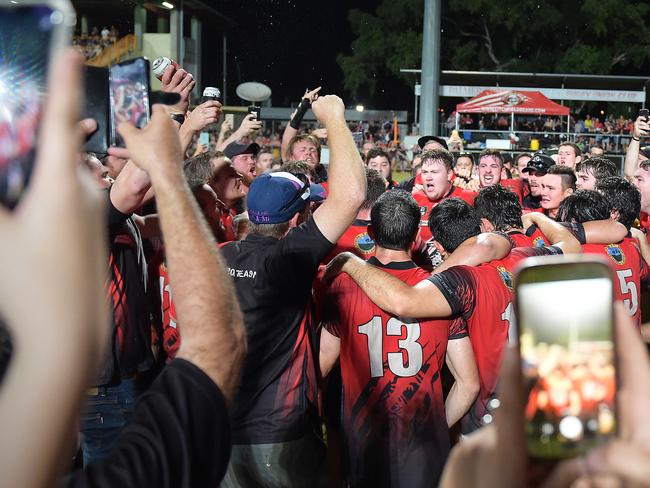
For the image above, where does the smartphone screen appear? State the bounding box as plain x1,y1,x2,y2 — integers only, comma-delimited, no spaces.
516,259,616,459
109,57,151,147
247,105,261,120
0,2,71,208
199,132,209,146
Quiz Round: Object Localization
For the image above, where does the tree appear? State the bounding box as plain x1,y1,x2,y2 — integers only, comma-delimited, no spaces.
338,0,650,103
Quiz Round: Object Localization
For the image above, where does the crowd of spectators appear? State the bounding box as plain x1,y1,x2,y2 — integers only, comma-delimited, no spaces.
72,26,119,60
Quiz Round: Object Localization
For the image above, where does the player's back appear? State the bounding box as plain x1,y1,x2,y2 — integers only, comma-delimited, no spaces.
325,258,459,487
582,237,648,326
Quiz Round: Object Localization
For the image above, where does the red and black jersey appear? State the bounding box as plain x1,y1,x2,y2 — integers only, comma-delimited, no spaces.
582,237,649,326
412,186,476,241
323,218,376,263
501,178,523,203
428,245,562,434
507,225,551,248
324,258,466,486
158,262,180,361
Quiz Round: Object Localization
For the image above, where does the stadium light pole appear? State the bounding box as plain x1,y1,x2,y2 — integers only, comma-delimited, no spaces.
419,0,441,136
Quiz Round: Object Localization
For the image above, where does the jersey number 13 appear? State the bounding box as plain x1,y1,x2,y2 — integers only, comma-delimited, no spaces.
358,316,423,378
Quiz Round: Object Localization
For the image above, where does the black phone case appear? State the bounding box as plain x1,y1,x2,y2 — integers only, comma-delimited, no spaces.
83,66,110,155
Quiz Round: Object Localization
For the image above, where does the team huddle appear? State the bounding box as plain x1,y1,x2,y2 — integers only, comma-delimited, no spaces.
133,89,647,485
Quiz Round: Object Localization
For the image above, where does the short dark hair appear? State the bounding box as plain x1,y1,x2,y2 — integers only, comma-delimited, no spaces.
183,151,216,188
365,148,390,164
547,165,577,191
370,190,420,251
559,141,582,158
575,157,618,182
454,152,474,166
474,185,523,231
428,198,481,253
362,168,387,210
478,149,504,166
556,190,610,224
597,176,641,230
281,160,317,182
420,148,454,171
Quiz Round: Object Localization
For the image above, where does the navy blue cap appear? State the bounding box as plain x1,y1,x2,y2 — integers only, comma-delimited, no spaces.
247,172,324,224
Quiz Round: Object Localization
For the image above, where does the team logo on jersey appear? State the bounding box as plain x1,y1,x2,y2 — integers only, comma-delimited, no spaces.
533,236,546,248
496,266,513,290
419,206,427,216
606,244,626,265
354,232,376,254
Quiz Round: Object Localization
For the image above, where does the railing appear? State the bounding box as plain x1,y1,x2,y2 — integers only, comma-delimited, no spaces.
85,34,137,67
442,127,635,155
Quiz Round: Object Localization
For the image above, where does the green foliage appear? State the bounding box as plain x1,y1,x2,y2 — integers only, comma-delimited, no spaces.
338,0,650,99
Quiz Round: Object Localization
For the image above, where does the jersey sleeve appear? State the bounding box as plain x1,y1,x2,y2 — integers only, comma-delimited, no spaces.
559,222,587,245
511,245,563,261
426,266,476,319
448,317,468,340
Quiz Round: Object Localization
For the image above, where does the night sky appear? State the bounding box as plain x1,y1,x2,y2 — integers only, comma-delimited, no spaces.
202,0,406,109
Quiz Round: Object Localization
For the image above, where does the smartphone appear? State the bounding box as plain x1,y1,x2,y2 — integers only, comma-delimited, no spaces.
515,256,617,459
199,132,209,146
225,113,234,127
109,57,151,147
640,109,649,123
0,0,74,209
83,66,109,155
248,105,261,120
352,131,364,148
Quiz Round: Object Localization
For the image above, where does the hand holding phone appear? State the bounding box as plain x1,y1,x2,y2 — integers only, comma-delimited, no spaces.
109,58,151,147
516,256,616,459
248,105,261,120
639,109,649,123
0,0,74,209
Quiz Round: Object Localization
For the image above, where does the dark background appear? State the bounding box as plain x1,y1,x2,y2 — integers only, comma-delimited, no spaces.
203,0,395,108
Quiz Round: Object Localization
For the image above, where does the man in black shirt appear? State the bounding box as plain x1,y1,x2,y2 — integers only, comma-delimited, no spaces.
220,94,366,486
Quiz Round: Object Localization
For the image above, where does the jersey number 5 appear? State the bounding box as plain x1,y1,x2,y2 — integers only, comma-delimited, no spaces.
616,269,638,316
358,316,423,378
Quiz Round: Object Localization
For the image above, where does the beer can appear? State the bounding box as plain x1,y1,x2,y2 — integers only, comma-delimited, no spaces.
152,56,179,80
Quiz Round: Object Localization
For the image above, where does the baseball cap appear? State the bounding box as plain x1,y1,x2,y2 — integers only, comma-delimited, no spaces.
521,153,555,175
224,141,260,159
247,172,324,224
418,135,449,151
640,146,650,160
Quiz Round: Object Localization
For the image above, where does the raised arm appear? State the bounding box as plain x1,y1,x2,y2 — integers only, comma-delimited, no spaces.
281,87,321,160
522,213,581,254
325,253,452,318
445,335,479,427
217,113,262,151
0,51,109,488
120,105,246,400
178,100,222,154
624,116,649,181
311,96,366,243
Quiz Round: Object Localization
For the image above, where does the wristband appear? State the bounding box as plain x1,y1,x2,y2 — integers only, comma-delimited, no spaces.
632,135,641,141
170,113,185,125
289,98,310,130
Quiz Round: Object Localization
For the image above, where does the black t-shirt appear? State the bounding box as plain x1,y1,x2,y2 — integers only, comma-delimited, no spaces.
94,194,154,385
221,217,334,444
63,359,230,488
